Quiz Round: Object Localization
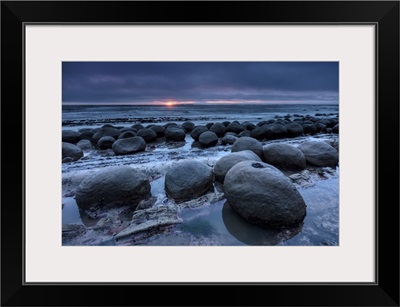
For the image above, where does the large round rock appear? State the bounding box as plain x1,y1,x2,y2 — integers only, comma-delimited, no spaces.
62,142,83,162
199,131,218,147
213,150,261,183
303,123,317,135
112,136,146,155
262,143,306,171
62,130,81,144
209,123,226,137
165,160,214,202
165,126,186,141
75,166,151,210
286,123,304,137
137,128,157,142
231,137,263,158
298,141,339,167
182,121,195,132
226,122,245,134
250,126,270,140
268,124,287,139
224,161,306,228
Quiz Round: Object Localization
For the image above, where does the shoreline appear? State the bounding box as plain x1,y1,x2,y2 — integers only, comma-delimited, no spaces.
62,113,339,246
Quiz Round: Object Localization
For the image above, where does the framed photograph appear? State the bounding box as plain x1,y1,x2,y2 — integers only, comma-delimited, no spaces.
1,1,399,306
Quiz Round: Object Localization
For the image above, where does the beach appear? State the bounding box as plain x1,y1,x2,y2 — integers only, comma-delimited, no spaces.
62,104,339,246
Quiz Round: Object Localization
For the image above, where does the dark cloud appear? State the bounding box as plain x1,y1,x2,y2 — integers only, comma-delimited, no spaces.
62,62,338,104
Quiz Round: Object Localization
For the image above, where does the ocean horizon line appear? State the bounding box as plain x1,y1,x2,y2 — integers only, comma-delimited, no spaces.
63,102,339,106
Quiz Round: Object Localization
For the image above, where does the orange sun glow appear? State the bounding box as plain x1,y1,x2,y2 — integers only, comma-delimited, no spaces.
165,101,175,106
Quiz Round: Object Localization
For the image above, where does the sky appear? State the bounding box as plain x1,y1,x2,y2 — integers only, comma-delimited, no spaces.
62,62,338,105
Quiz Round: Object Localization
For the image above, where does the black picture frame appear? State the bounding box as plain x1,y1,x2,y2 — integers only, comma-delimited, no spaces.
1,1,399,306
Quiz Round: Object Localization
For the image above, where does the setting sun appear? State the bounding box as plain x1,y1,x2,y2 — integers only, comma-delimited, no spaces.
165,101,175,107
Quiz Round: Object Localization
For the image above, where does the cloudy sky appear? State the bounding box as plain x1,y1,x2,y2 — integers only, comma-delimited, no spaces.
62,62,338,105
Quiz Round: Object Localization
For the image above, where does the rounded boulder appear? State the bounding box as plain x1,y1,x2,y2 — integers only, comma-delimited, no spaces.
199,131,218,147
209,123,226,137
262,143,306,171
250,126,270,140
231,137,263,158
226,122,245,134
298,141,339,167
286,123,304,137
137,128,157,142
303,123,317,135
62,130,81,144
165,126,186,141
62,142,83,162
112,136,146,155
75,166,151,210
224,161,307,228
182,121,195,132
268,124,287,139
165,160,214,202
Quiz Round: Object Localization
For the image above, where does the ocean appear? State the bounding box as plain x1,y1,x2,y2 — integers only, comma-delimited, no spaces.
62,103,339,127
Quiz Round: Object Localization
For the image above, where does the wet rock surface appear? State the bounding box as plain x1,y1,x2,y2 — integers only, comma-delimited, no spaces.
112,136,146,155
62,130,81,144
75,165,151,210
262,143,306,171
165,126,186,142
62,142,83,162
115,205,182,240
199,131,219,148
223,161,307,228
62,114,339,246
231,136,263,158
298,141,339,167
165,160,214,202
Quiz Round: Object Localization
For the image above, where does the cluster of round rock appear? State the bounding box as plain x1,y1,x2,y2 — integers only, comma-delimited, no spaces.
165,138,338,228
62,115,338,162
73,136,338,230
